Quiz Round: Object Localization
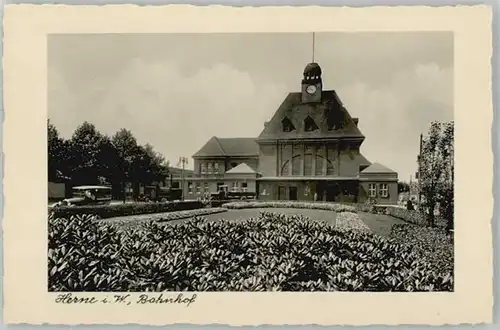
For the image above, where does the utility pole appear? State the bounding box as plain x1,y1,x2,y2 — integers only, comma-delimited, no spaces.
178,156,188,201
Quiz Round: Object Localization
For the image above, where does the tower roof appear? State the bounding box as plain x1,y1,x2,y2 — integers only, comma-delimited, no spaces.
256,90,365,141
303,62,322,76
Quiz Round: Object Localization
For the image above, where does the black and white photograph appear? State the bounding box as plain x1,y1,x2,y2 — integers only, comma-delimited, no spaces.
46,31,455,292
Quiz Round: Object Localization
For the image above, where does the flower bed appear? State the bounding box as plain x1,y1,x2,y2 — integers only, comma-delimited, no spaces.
389,224,454,273
49,200,205,219
102,207,228,229
335,212,371,233
48,212,453,292
222,201,356,213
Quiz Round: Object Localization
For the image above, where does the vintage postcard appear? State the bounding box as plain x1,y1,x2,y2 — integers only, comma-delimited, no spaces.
2,4,494,326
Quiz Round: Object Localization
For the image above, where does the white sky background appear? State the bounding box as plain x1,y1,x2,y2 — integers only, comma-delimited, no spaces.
48,32,453,182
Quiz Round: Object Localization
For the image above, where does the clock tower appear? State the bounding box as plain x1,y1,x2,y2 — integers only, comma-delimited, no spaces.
301,62,322,103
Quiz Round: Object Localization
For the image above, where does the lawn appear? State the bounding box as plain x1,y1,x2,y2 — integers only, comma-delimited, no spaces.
104,207,405,238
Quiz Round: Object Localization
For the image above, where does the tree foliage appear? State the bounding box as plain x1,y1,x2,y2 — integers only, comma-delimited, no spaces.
419,121,454,228
48,119,70,181
398,181,410,193
48,120,169,198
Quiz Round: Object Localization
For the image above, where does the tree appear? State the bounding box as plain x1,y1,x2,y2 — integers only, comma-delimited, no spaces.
398,181,410,193
68,122,106,185
111,128,139,199
419,121,454,228
141,143,170,183
48,119,70,181
97,135,120,188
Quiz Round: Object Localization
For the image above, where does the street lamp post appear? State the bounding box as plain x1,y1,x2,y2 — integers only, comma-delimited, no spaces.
178,156,188,201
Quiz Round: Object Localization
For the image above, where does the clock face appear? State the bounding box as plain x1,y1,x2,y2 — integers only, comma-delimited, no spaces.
306,85,317,94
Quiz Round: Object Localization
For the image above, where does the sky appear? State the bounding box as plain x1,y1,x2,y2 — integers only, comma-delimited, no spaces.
48,32,453,182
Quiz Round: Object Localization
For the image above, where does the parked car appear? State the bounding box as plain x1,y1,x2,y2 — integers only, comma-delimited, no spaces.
53,185,112,208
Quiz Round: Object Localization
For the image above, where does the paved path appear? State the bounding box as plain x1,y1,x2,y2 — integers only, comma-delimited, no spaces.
358,212,406,237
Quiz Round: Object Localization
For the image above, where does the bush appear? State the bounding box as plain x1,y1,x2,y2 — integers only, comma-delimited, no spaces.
390,224,454,273
49,200,205,219
222,201,356,213
48,212,453,292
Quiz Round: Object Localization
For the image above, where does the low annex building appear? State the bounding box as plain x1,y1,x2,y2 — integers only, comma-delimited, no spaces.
180,62,398,204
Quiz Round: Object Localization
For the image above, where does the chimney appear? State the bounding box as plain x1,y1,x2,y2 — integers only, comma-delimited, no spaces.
264,121,269,128
353,118,359,127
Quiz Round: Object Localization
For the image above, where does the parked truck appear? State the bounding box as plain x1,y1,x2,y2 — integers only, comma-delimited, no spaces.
210,185,256,201
137,185,183,202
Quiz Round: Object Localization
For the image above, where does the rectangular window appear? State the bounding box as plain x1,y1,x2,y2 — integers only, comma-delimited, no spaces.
368,184,377,198
380,183,389,198
196,183,201,194
214,163,219,173
188,182,193,194
231,181,238,192
204,182,209,193
201,163,207,174
207,163,213,174
242,182,248,192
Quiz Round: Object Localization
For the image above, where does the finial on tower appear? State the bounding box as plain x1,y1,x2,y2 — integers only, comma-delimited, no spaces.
312,32,315,63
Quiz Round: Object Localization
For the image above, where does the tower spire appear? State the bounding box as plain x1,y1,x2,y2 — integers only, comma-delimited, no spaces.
312,32,315,63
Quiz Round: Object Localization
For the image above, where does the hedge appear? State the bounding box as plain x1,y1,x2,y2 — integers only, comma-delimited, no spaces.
381,206,447,228
49,200,205,219
390,224,454,273
48,212,453,292
222,201,356,213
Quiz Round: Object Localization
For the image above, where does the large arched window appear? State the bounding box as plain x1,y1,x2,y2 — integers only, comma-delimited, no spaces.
291,155,301,175
280,155,336,176
304,116,319,132
304,153,313,175
282,117,296,132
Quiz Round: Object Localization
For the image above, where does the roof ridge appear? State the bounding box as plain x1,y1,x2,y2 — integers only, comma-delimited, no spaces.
213,136,227,155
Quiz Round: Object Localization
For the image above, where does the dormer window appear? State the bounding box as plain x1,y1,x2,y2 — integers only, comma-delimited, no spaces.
282,117,296,132
304,116,319,132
